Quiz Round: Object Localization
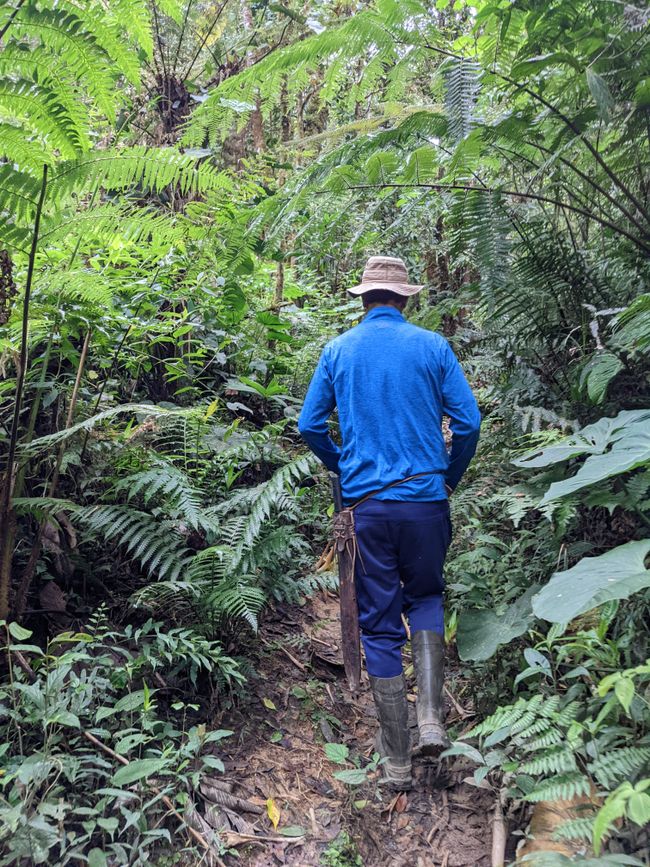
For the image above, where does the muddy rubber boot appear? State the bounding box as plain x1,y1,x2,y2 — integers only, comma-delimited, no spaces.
369,674,412,790
412,630,451,756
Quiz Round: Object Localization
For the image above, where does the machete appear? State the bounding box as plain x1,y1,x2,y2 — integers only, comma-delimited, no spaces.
330,472,361,693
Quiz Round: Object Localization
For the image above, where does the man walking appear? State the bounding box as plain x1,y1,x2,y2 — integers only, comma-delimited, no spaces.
298,255,481,789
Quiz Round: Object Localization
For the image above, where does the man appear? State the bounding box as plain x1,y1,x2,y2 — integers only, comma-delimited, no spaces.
298,255,481,789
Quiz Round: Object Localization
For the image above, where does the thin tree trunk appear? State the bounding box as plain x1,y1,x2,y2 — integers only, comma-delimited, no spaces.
0,164,48,621
242,2,265,153
12,329,92,620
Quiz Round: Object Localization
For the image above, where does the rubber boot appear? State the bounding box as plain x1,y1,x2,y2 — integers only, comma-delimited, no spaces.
412,630,451,756
368,674,412,790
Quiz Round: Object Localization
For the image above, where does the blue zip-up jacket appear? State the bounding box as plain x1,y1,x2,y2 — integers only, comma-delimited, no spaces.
298,306,481,503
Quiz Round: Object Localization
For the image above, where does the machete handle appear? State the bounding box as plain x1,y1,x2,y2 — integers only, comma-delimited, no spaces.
329,472,344,513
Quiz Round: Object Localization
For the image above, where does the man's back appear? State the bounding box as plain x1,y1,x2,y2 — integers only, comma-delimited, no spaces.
299,305,480,503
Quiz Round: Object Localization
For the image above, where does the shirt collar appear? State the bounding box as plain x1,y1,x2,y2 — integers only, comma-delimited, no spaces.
362,306,405,323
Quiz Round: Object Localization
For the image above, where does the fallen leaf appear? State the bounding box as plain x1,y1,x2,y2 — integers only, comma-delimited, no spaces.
394,792,408,813
266,797,280,829
278,825,306,837
263,697,277,711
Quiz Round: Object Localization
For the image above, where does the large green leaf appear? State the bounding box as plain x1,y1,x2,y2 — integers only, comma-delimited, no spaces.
514,410,650,470
514,410,650,504
533,540,650,623
112,757,168,787
456,586,539,661
541,427,650,504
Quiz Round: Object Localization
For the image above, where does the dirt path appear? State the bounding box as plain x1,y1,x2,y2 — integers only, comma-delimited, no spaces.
217,592,505,867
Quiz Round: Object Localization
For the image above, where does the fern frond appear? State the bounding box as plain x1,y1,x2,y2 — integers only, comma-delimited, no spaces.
518,745,578,776
204,577,266,632
38,205,187,254
469,697,532,737
0,122,46,172
35,269,117,307
0,165,40,223
524,729,565,751
442,56,481,143
525,772,592,803
552,817,596,843
216,454,318,567
53,0,144,83
588,747,650,788
115,460,216,533
77,505,192,582
19,404,195,457
0,78,82,159
51,148,235,198
0,47,90,156
12,6,118,120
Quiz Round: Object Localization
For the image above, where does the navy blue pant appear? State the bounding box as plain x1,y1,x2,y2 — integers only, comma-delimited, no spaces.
354,499,452,678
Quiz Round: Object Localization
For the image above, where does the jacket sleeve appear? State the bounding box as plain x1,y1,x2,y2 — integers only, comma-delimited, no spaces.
298,348,342,473
440,340,481,490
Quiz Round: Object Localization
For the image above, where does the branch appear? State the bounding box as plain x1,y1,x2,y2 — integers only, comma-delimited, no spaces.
319,182,650,255
181,0,231,81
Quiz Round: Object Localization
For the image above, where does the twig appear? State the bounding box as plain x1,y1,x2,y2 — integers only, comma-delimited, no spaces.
11,649,36,682
260,635,307,672
316,182,650,255
444,685,470,719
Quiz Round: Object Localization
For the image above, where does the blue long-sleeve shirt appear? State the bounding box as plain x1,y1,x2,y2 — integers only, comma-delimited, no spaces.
298,306,481,504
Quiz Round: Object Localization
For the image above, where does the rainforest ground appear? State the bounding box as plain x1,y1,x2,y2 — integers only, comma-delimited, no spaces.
214,591,499,867
1,0,649,865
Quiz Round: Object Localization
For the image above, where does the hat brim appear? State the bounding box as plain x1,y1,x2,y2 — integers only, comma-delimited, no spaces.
348,281,423,297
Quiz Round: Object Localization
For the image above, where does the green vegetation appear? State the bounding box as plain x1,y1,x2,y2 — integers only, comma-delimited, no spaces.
0,0,648,863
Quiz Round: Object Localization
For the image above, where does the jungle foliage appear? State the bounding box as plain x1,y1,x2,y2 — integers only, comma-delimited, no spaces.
0,0,648,863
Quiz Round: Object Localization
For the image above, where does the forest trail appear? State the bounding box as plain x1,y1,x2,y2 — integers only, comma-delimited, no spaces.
217,592,507,867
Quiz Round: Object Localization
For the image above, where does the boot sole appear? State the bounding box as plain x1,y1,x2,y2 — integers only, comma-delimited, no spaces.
418,741,449,758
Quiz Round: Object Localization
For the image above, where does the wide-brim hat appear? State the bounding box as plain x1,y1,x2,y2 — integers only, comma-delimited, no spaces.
348,255,423,296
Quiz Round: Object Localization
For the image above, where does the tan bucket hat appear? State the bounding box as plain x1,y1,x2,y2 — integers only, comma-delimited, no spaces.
348,255,423,296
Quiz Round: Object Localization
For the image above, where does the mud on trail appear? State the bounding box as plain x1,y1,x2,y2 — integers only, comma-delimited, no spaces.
214,592,512,867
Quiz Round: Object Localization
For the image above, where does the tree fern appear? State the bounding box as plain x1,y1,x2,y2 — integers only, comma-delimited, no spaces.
183,0,427,148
